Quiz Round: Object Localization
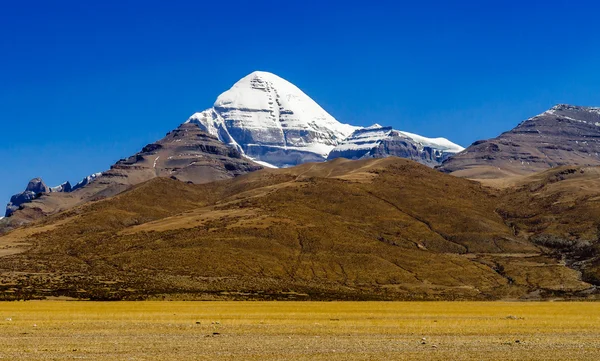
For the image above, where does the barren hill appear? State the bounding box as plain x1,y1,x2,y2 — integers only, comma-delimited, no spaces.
1,157,597,301
2,124,261,231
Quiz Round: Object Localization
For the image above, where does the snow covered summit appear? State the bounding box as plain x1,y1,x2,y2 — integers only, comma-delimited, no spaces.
185,71,465,168
187,71,358,167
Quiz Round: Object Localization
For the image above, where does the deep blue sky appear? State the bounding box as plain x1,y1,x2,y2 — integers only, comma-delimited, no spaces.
1,0,600,205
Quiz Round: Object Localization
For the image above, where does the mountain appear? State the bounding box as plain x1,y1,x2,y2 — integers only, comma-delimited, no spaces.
438,104,600,180
2,123,261,229
0,157,597,301
186,71,358,167
327,124,464,166
5,71,466,224
187,71,466,168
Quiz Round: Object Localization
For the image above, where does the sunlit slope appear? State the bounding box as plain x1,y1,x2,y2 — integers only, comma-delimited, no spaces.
0,158,593,300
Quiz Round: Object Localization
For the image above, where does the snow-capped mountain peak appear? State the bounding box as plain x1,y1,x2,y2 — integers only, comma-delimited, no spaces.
186,71,358,167
213,71,357,137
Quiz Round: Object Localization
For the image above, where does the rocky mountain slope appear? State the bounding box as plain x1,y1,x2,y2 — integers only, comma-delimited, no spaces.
5,71,463,226
327,124,463,166
438,104,600,180
1,157,597,301
2,124,261,230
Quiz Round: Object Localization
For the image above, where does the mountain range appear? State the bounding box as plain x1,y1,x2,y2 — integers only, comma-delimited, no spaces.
1,71,600,301
3,71,463,223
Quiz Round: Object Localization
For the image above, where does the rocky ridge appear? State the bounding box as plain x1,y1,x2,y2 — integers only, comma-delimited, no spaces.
328,124,463,166
438,104,600,179
3,124,261,228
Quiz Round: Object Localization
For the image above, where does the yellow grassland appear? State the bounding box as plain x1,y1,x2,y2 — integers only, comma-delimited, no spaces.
0,301,599,360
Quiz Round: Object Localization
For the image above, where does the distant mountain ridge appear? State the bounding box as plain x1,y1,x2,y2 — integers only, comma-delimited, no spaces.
439,104,600,179
5,174,100,217
328,124,463,166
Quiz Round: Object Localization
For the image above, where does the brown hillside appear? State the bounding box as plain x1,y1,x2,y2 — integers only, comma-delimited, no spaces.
497,166,600,285
2,124,261,232
0,158,595,301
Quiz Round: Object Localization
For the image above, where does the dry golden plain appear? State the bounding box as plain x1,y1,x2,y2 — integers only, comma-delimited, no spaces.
0,301,599,360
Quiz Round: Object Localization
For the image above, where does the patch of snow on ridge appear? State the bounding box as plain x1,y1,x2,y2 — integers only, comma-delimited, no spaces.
397,130,465,153
242,155,278,169
328,123,464,166
72,172,102,191
334,124,464,154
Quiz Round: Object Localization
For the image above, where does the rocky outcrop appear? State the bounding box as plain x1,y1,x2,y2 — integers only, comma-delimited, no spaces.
438,104,600,178
50,182,72,193
5,178,50,217
5,176,94,218
109,122,262,185
72,174,101,191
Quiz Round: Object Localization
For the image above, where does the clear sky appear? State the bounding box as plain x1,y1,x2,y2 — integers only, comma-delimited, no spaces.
1,0,600,205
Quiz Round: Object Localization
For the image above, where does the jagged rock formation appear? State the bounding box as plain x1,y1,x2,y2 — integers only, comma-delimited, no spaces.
49,182,72,193
439,104,600,179
327,124,463,166
71,174,101,192
5,178,50,217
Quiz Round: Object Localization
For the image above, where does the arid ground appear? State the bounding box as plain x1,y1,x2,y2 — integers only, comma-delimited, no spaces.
0,301,599,360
